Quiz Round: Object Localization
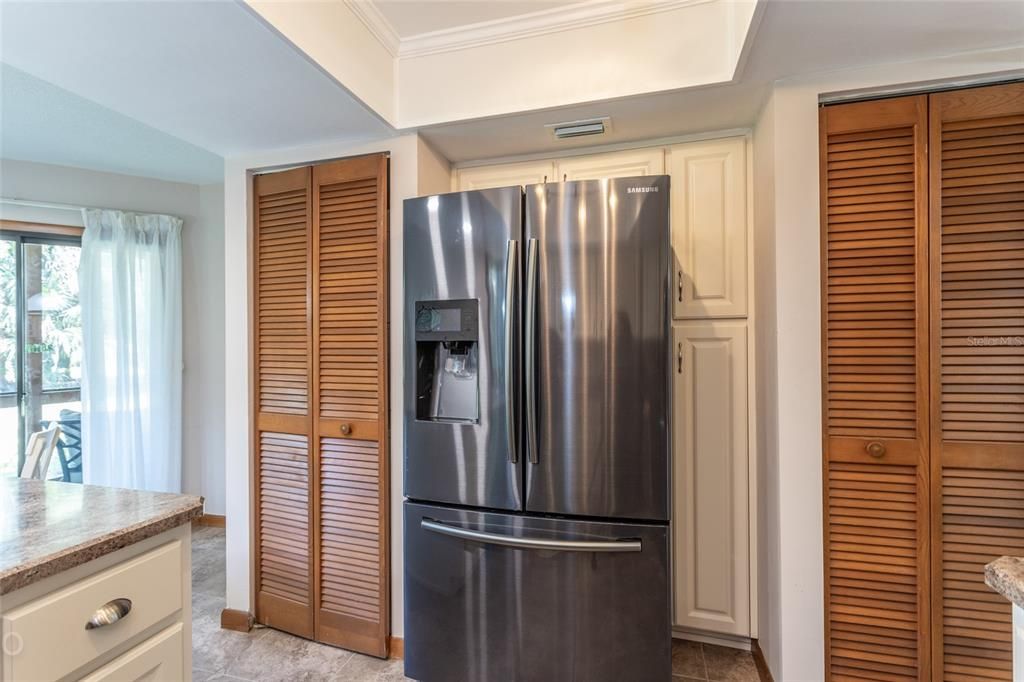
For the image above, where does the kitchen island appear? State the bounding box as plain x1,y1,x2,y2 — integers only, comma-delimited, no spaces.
985,556,1024,682
0,477,202,681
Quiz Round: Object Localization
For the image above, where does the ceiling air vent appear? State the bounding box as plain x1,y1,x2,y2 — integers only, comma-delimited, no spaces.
546,117,611,140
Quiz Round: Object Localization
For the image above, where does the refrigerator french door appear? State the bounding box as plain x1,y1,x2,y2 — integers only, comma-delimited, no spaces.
403,187,523,511
403,177,671,682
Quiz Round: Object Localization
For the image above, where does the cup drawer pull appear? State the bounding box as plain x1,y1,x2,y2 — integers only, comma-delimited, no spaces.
85,598,132,630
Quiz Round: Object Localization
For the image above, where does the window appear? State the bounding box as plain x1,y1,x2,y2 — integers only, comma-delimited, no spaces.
0,222,83,480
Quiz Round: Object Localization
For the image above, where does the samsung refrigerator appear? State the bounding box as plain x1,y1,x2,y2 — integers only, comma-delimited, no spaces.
403,176,671,682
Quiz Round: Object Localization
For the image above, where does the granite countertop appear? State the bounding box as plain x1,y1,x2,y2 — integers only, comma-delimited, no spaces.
985,556,1024,609
0,477,203,595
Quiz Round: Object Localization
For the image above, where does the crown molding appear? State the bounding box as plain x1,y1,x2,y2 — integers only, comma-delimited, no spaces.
383,0,713,59
345,0,400,57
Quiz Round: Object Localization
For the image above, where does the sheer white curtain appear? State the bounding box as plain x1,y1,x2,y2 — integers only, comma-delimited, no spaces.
79,209,183,492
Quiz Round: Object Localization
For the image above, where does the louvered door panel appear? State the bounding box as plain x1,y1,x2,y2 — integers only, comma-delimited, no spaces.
312,155,389,657
257,433,311,620
253,167,314,638
828,462,922,682
317,175,381,428
930,82,1024,682
938,468,1021,681
821,95,930,682
319,436,383,653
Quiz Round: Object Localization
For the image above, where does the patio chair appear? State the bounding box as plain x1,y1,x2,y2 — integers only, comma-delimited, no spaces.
19,424,61,480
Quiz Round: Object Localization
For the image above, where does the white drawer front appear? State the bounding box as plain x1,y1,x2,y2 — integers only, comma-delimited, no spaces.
3,540,183,681
79,623,184,682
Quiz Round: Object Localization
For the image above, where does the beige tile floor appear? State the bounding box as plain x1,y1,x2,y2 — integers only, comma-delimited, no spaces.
192,527,760,682
671,638,761,682
190,526,403,681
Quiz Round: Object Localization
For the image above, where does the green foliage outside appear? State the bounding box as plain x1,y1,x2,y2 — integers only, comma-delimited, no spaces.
0,240,82,395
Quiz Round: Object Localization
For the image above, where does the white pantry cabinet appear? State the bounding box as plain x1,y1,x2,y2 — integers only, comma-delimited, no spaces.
672,321,749,637
555,147,664,181
668,138,748,319
454,159,555,191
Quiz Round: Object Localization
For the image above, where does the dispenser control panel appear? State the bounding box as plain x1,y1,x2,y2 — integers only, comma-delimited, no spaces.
414,298,480,423
415,299,478,342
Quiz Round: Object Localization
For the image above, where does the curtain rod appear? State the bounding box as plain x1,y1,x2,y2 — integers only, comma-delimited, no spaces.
0,196,94,212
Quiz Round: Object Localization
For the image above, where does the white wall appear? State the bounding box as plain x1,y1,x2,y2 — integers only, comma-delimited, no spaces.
222,133,447,637
751,91,780,675
243,0,396,124
184,183,227,514
397,0,756,127
0,159,227,513
244,0,757,130
755,46,1024,681
416,137,452,196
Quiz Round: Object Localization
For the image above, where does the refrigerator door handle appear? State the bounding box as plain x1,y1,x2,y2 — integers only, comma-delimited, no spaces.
421,519,642,553
504,239,519,463
524,238,539,464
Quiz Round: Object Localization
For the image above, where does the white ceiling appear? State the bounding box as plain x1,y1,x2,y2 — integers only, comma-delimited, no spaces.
0,63,224,184
0,0,392,183
421,0,1024,162
374,0,571,38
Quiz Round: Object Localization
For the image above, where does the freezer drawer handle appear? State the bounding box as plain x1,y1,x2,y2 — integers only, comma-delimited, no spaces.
421,519,642,553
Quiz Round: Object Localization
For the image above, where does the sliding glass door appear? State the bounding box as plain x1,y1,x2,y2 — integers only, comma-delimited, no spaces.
0,231,82,480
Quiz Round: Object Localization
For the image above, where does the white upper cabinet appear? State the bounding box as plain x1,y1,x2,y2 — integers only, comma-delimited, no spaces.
668,137,748,319
554,147,665,182
454,160,555,191
672,320,749,637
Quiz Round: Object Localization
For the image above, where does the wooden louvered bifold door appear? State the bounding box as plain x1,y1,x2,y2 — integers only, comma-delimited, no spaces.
820,95,931,682
253,167,315,639
929,82,1024,682
312,155,390,657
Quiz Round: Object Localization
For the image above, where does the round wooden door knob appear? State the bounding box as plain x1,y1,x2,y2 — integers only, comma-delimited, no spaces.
340,423,352,436
866,441,886,458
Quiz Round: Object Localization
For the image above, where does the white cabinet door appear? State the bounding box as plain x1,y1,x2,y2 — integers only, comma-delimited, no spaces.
672,321,749,636
554,147,665,181
669,137,747,318
454,160,555,191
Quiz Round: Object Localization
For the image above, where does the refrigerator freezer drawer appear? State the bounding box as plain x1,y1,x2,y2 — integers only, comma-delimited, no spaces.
404,502,670,682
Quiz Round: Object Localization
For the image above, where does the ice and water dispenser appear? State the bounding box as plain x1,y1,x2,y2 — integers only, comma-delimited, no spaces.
414,299,480,423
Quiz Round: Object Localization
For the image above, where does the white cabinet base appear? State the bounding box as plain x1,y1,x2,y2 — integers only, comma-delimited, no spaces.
0,525,192,682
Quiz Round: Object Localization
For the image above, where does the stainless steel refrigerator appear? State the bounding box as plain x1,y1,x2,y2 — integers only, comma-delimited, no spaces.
403,176,671,682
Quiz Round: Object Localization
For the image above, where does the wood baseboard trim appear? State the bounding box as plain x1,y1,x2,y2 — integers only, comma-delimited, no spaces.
221,608,254,632
388,636,404,659
193,514,226,528
751,639,774,682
